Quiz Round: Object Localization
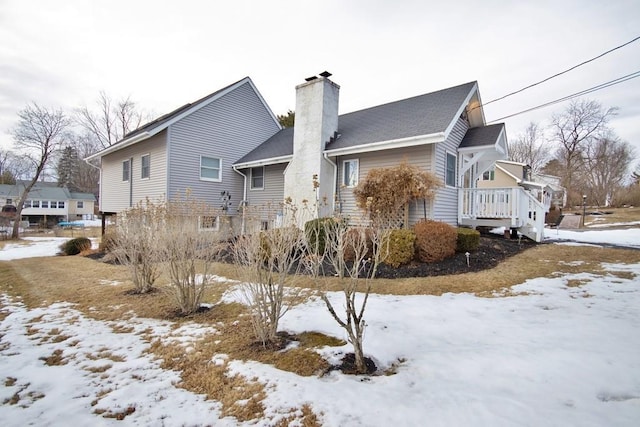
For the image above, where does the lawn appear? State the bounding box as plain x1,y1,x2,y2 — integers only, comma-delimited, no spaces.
0,228,639,426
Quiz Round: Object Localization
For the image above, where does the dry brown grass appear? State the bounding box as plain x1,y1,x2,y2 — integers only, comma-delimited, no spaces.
580,206,640,227
2,242,638,425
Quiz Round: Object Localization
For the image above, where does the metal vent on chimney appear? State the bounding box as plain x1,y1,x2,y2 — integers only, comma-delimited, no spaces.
319,71,332,78
304,76,318,82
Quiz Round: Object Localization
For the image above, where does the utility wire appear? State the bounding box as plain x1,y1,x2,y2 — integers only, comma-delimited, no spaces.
487,70,640,123
478,35,640,109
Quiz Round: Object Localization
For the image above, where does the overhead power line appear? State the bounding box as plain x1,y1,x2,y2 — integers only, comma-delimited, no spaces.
487,70,640,123
479,35,640,109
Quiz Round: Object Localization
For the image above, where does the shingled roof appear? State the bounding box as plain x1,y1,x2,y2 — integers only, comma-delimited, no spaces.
459,123,505,149
235,81,477,165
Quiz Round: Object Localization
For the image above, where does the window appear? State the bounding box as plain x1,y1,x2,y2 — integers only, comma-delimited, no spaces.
52,201,65,209
23,200,32,208
41,201,49,208
122,160,130,181
482,167,495,181
77,201,84,209
199,215,220,231
200,156,221,182
6,198,11,205
445,153,457,187
343,159,359,187
32,200,40,208
250,167,264,189
141,154,150,179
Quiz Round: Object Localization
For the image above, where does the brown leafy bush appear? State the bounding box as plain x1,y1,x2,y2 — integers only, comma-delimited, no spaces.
413,220,457,262
381,229,415,268
343,228,373,262
59,237,92,255
456,227,480,252
353,161,441,222
99,230,118,252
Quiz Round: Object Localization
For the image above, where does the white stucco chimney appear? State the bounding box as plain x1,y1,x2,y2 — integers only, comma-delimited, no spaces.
284,75,340,219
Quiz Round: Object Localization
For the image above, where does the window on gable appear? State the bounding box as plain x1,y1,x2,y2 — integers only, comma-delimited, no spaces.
200,156,221,182
77,201,84,209
250,166,264,190
141,154,150,179
482,167,495,181
445,153,457,187
123,160,130,181
343,159,359,187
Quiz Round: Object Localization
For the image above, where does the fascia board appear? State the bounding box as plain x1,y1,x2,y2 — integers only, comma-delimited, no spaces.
324,133,444,157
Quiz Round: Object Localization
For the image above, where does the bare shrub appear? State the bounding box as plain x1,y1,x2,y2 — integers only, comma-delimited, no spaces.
109,199,164,294
157,194,225,315
304,217,389,374
233,201,305,346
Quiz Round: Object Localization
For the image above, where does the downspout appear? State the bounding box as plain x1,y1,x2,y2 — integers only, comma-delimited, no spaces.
232,165,247,234
323,152,338,214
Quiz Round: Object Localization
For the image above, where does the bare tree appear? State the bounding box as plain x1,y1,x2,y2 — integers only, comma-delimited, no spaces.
233,202,306,346
508,122,552,173
0,149,29,184
583,135,635,206
304,215,389,374
76,91,145,149
10,103,70,238
551,99,616,206
64,132,101,196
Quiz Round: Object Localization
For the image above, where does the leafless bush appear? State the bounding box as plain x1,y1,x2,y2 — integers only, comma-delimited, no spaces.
233,201,305,346
158,194,226,315
304,215,389,374
109,199,164,294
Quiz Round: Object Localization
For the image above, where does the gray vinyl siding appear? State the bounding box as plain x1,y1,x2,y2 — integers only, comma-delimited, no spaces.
433,116,469,225
335,144,435,225
245,163,286,207
100,131,167,212
168,82,280,214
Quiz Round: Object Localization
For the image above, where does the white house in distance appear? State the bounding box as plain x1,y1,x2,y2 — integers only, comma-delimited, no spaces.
88,73,553,241
0,182,96,227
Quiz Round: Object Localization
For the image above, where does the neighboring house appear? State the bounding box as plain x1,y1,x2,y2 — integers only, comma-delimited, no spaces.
86,77,281,226
0,181,96,226
92,74,552,241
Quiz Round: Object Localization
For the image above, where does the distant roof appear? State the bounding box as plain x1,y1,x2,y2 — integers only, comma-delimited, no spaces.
0,182,95,201
236,81,477,165
459,124,505,148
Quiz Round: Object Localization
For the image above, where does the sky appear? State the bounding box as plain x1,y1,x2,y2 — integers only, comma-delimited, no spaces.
1,228,639,425
1,0,639,159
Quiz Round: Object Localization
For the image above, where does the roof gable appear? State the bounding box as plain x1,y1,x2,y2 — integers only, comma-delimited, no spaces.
87,77,280,160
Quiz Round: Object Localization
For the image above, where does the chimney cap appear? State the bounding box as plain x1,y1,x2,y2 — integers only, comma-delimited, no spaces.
304,75,318,82
319,71,332,78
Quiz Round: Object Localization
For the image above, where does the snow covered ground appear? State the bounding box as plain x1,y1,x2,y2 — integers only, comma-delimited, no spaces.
1,227,639,426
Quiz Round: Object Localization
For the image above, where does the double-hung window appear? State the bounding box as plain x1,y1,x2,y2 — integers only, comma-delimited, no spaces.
343,159,359,187
250,166,264,190
445,153,457,187
141,154,150,179
77,201,84,209
41,201,49,208
122,160,130,181
200,156,222,182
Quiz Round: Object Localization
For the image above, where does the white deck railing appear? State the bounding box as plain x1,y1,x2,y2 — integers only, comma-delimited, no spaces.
459,187,549,241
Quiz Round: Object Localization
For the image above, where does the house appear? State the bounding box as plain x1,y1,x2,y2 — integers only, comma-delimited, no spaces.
0,181,96,227
90,74,552,241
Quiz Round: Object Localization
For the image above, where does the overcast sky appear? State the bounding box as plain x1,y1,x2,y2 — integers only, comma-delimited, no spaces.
1,0,639,158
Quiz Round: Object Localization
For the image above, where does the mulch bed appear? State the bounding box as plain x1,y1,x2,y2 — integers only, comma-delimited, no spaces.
375,233,538,279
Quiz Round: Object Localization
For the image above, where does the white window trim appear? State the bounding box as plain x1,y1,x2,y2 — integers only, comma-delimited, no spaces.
342,158,359,188
122,159,131,182
200,155,222,182
445,151,457,188
198,215,220,232
77,201,84,209
141,153,150,180
250,166,265,190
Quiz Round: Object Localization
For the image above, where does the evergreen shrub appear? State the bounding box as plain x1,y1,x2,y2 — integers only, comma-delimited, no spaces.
382,229,416,268
413,220,456,262
60,237,92,256
456,227,480,252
